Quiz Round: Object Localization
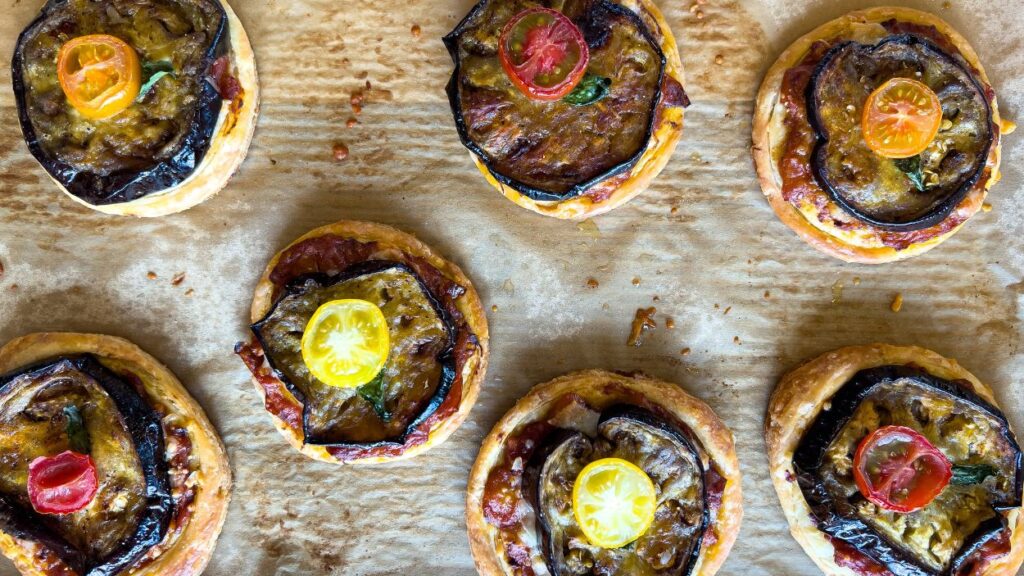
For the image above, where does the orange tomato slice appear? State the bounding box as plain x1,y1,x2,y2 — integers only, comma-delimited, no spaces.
861,77,943,159
57,34,141,120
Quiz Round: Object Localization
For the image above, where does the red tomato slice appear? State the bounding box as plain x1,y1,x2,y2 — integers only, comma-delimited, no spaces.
28,451,99,515
853,425,951,513
498,7,590,101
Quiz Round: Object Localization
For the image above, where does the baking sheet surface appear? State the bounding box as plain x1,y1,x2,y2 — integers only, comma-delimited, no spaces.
0,0,1022,574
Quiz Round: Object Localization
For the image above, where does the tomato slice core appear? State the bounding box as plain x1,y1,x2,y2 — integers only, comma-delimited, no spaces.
27,451,99,515
861,77,943,159
498,7,590,101
58,34,142,120
853,425,951,513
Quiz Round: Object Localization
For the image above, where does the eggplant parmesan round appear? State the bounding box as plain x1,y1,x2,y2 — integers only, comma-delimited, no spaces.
445,0,689,219
12,0,259,217
766,344,1024,576
753,7,1013,263
237,220,489,465
467,370,742,576
0,333,231,576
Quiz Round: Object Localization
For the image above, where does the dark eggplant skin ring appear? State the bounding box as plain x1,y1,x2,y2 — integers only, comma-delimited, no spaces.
0,333,231,576
445,0,665,203
523,405,709,576
806,35,995,232
10,0,259,217
792,365,1022,575
12,0,226,208
766,344,1024,576
467,370,742,576
244,220,490,466
251,261,459,450
444,0,685,220
0,356,172,576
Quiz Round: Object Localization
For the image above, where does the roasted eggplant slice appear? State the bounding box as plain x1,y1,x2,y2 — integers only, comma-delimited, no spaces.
0,356,172,576
793,366,1022,575
445,0,666,201
12,0,228,206
808,35,994,230
252,261,457,447
526,406,707,576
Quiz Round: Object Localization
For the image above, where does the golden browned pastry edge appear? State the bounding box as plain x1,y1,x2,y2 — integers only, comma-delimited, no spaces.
467,369,742,576
472,0,685,221
0,332,232,576
247,220,490,465
751,6,1006,264
764,343,1024,576
53,0,260,218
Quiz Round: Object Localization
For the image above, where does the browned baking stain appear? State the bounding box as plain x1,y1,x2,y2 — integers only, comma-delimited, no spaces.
586,278,599,289
627,307,657,347
411,24,421,38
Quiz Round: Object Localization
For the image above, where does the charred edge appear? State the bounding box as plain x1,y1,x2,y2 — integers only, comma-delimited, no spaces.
11,0,228,206
792,365,1022,576
0,356,173,576
250,260,459,449
523,405,707,576
805,34,994,232
443,0,668,202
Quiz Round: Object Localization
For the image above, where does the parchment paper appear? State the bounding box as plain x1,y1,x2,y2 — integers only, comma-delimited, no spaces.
0,0,1021,574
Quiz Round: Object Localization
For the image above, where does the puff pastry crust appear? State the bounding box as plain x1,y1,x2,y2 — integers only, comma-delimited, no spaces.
467,369,742,576
245,220,489,465
471,0,684,220
0,332,231,576
765,344,1024,576
752,7,1006,263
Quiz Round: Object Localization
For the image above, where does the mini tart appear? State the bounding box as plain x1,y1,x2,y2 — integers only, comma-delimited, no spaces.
752,7,1012,263
0,332,231,576
237,220,489,465
766,344,1024,576
445,0,688,220
12,0,259,217
467,370,742,576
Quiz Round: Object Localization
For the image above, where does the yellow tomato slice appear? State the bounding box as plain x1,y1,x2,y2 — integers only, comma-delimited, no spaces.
301,299,390,388
572,457,657,549
57,34,141,120
861,77,942,159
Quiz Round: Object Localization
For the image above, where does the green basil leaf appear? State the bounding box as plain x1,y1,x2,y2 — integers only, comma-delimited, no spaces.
951,464,997,485
357,370,391,422
137,61,175,101
894,155,927,192
562,74,611,107
63,405,91,455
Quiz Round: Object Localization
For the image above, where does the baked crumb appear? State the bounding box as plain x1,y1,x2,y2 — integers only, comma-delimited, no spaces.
171,272,186,286
147,271,157,280
332,143,349,162
411,24,421,38
665,317,675,330
346,117,358,128
680,347,691,356
890,293,904,313
491,304,498,312
763,290,770,299
627,307,657,347
184,289,195,297
631,277,641,286
586,278,599,289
